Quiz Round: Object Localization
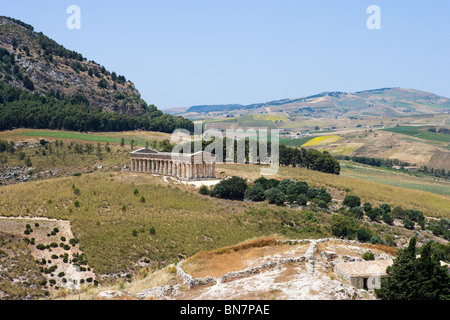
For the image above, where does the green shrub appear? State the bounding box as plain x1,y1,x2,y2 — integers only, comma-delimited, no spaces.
74,200,80,208
370,236,384,245
379,203,391,214
384,234,397,247
245,184,265,202
58,272,65,278
277,179,295,193
132,229,138,237
199,185,210,196
133,188,139,195
212,176,248,200
297,194,308,206
403,218,415,230
349,206,364,219
331,215,358,239
139,196,146,203
343,195,361,208
362,251,375,261
392,206,406,219
382,212,394,225
357,227,373,242
264,188,285,206
318,200,328,209
149,227,156,235
367,208,383,221
363,202,372,213
36,244,46,250
286,181,309,197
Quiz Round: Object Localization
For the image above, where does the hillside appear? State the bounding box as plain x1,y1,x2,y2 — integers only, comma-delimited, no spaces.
167,88,450,119
0,17,193,133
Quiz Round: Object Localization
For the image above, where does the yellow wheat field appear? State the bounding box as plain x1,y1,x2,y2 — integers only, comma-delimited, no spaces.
302,135,343,147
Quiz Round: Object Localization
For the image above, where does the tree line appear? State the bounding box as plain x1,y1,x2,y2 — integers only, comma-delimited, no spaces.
0,83,194,133
184,138,340,175
335,154,411,168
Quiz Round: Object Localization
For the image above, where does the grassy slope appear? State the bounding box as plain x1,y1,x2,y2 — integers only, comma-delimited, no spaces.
0,172,332,275
340,162,450,196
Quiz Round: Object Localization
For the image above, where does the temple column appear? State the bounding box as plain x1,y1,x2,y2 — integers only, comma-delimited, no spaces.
150,159,154,173
169,161,173,176
144,159,148,172
136,159,140,172
212,162,216,177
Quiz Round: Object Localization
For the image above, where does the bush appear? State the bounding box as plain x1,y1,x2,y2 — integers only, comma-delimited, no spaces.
132,229,138,237
199,185,210,196
384,234,397,247
403,218,415,230
139,196,146,203
357,227,373,242
318,200,328,209
74,200,80,208
317,188,332,203
343,195,361,208
58,272,65,278
370,236,384,245
349,206,364,219
392,206,406,219
366,208,383,221
133,188,139,195
297,194,308,206
362,251,375,261
306,188,320,200
382,212,394,225
264,188,285,206
379,203,391,214
277,179,295,193
245,184,265,202
212,176,248,200
363,202,372,213
149,227,156,235
36,244,46,250
285,181,309,197
331,215,358,239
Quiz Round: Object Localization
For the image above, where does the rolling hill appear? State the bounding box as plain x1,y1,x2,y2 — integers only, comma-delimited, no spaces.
167,88,450,119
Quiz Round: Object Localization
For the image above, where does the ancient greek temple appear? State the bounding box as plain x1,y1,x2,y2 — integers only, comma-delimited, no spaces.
130,148,216,180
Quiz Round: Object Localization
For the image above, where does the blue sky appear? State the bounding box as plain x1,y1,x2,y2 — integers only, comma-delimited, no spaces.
2,0,449,109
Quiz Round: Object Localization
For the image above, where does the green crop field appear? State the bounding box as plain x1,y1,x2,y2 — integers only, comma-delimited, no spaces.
340,162,450,196
382,126,450,143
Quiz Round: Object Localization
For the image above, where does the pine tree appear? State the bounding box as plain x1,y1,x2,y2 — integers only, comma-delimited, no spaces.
375,237,450,300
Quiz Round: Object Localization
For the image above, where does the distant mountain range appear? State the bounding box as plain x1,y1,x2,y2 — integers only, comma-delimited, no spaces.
166,88,450,119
